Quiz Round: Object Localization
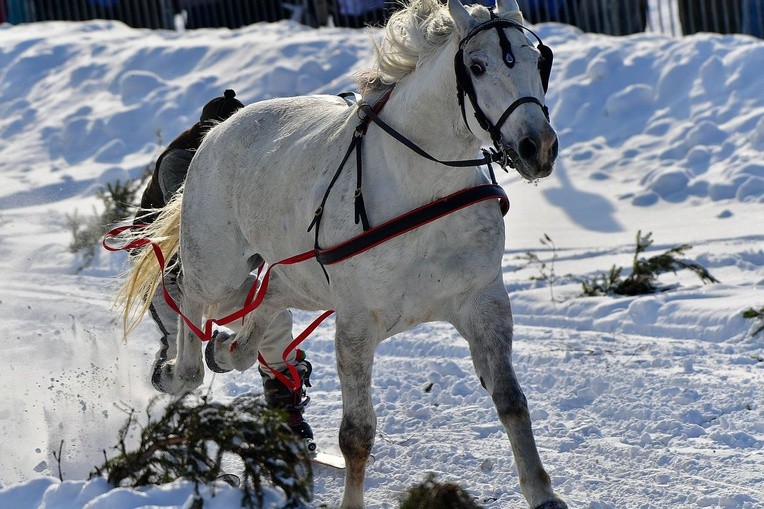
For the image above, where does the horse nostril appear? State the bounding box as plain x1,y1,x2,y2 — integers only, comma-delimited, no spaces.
518,137,538,161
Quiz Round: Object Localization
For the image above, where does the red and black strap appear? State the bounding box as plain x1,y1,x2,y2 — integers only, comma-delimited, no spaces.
316,184,509,266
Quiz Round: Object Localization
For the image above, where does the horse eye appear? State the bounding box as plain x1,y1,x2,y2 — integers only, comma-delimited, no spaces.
469,62,486,76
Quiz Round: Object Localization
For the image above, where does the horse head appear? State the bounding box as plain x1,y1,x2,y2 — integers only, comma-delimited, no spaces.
449,0,558,181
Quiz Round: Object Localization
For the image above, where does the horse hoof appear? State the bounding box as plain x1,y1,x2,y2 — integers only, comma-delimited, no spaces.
151,361,203,395
535,500,568,509
205,330,234,373
151,362,166,392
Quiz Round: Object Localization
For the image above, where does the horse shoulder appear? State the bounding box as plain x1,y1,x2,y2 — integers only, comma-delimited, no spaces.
327,199,506,327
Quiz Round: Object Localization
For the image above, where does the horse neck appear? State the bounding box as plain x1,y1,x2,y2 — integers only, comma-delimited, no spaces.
369,41,484,198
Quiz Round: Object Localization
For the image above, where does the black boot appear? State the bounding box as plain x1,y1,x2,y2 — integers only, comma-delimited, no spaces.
259,353,315,450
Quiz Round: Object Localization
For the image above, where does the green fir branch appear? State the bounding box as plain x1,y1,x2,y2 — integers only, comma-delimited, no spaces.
742,306,764,337
579,230,718,297
92,394,312,509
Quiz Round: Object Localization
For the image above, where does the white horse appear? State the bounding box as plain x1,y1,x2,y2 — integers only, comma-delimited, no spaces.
120,0,564,507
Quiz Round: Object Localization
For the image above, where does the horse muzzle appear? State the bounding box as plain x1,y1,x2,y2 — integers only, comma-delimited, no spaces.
505,125,558,181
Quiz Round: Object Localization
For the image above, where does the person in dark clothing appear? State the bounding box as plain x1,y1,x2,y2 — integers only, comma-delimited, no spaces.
742,0,764,37
136,89,243,222
515,0,573,24
332,0,391,28
136,89,315,446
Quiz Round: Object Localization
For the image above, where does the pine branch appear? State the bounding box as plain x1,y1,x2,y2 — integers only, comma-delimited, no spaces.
579,231,718,296
92,394,313,508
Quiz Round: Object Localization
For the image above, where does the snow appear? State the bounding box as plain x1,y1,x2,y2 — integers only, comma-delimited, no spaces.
0,13,762,509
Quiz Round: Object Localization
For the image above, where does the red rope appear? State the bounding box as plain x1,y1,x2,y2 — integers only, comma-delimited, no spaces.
257,309,335,391
103,227,334,391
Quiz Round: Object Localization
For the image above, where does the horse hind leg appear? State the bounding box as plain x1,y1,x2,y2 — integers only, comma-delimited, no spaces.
152,291,205,395
205,269,294,374
452,282,567,509
152,253,268,391
201,268,262,374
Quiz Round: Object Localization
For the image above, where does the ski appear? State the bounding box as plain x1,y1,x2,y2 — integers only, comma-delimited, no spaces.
309,451,346,470
301,438,345,469
214,450,344,488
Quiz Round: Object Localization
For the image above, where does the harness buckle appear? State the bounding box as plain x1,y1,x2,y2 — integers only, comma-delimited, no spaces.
356,103,368,120
501,150,511,170
307,205,324,233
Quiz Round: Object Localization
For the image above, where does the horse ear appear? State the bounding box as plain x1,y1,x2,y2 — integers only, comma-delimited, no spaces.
495,0,521,16
448,0,474,36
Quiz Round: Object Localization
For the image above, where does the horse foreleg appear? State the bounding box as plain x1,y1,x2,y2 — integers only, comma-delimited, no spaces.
336,318,377,509
152,294,205,395
453,281,567,509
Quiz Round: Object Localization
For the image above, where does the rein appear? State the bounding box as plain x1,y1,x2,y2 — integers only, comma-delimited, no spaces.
103,226,326,391
102,93,509,391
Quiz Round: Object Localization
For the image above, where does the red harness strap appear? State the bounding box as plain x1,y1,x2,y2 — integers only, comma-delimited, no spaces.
104,228,331,391
103,226,321,340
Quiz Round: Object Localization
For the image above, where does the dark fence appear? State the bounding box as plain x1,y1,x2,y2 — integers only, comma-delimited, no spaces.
2,0,763,37
1,0,395,28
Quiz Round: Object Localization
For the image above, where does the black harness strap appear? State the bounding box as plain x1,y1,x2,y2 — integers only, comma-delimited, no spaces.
354,131,371,231
316,184,508,266
309,92,506,243
307,92,511,281
493,12,516,67
308,93,387,235
495,96,549,129
306,13,557,279
307,131,362,238
358,104,507,169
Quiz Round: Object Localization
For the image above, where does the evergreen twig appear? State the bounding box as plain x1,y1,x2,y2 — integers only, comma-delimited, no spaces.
400,473,483,509
66,131,159,271
579,230,718,296
742,306,764,337
52,440,65,481
518,233,568,302
91,394,312,509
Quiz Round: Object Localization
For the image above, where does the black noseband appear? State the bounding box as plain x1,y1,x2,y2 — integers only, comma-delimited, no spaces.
454,15,553,151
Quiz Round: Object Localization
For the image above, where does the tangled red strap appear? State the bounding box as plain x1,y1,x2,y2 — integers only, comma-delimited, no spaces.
257,309,335,392
102,225,334,391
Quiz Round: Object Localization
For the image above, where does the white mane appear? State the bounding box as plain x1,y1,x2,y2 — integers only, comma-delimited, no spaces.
357,0,494,94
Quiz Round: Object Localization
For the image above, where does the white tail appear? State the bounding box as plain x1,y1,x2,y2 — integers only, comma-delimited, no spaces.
114,188,183,338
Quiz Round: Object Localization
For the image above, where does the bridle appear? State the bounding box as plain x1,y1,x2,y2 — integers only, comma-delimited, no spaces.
454,13,553,160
